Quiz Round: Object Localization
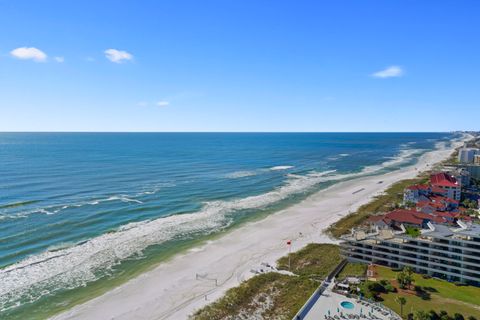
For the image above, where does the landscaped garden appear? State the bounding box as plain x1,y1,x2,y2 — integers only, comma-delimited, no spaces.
372,266,480,319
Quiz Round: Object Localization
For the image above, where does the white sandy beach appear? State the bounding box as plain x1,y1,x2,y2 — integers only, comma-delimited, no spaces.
52,137,466,320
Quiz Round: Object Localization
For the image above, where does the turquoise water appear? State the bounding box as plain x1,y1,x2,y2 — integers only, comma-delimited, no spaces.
341,301,355,309
0,132,454,318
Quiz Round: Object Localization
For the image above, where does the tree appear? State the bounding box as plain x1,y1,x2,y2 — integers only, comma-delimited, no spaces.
440,311,452,320
405,201,416,208
415,310,430,320
429,310,440,320
397,267,414,289
395,296,407,317
468,316,477,320
454,314,465,320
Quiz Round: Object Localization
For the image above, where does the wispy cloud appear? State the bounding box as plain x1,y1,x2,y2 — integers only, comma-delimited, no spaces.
10,47,47,62
156,101,170,107
54,56,64,63
137,100,170,107
371,66,404,78
104,49,133,63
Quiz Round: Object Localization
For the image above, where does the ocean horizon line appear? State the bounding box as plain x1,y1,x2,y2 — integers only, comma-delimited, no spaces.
0,130,459,134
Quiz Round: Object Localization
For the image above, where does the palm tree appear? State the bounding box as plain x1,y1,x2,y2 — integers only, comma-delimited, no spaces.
396,296,407,317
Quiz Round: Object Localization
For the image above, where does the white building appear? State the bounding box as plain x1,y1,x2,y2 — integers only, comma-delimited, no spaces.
458,148,480,163
430,172,461,200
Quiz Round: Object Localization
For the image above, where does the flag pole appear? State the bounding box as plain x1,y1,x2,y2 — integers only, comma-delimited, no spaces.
287,240,292,271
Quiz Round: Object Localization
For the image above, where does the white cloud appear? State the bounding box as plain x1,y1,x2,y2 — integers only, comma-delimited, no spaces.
137,100,170,107
54,56,64,63
371,66,404,78
104,49,133,63
156,101,170,107
10,47,47,62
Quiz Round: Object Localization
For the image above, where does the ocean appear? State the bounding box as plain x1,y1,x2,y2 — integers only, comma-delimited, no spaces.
0,132,455,319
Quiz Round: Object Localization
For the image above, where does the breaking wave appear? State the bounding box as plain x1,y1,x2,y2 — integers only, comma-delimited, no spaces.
269,165,294,171
0,184,174,221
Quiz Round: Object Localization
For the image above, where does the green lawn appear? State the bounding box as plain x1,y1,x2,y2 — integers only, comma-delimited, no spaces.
337,262,367,280
376,266,480,318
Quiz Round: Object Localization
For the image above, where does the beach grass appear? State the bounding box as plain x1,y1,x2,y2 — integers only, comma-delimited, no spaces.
376,266,480,318
277,243,342,277
192,243,342,319
327,175,430,238
191,272,317,320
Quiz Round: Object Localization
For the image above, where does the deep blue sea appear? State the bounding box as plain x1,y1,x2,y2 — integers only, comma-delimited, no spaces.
0,132,454,318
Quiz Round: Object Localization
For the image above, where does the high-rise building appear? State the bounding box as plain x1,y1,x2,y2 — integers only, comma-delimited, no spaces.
458,148,479,163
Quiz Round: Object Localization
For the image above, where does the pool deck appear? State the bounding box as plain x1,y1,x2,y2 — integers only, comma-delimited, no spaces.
303,282,400,320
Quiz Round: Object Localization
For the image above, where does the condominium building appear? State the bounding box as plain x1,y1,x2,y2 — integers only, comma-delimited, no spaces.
341,222,480,286
458,148,479,164
430,172,461,200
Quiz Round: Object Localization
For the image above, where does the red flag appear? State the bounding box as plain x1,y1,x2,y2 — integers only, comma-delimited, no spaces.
286,240,291,245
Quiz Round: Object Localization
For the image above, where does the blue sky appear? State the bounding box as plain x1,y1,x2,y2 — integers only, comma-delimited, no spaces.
1,0,479,132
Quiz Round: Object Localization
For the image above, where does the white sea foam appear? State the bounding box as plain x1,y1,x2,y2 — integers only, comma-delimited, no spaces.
225,171,258,179
327,153,350,161
6,192,150,220
226,166,294,178
361,148,423,174
269,165,294,171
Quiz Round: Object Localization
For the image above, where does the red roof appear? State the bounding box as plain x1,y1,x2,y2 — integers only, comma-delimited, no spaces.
430,172,459,188
414,211,437,220
385,209,424,225
429,195,459,204
416,200,430,206
367,215,386,222
385,209,449,226
432,216,446,223
431,186,447,194
435,211,459,218
416,201,445,209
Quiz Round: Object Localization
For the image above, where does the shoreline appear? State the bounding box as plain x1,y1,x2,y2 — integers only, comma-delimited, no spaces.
52,137,466,320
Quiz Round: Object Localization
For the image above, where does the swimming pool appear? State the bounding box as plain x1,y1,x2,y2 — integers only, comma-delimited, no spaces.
340,301,355,309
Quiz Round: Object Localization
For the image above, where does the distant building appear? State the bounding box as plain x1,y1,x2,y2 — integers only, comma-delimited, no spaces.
341,222,480,286
430,172,461,200
458,148,479,163
463,165,480,180
475,155,480,165
403,184,430,203
452,167,471,187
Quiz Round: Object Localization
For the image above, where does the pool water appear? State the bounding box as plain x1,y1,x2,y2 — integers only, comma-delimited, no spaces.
340,301,355,309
